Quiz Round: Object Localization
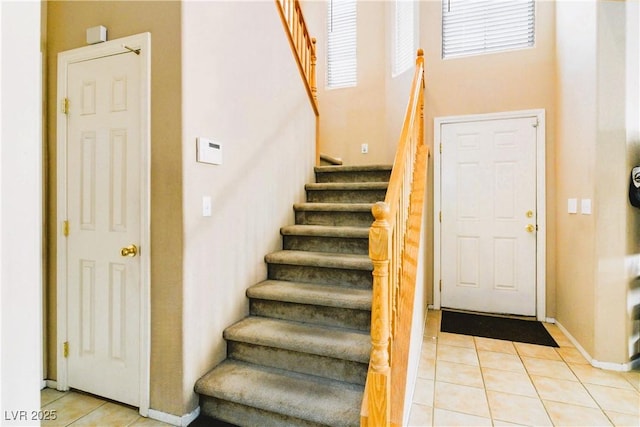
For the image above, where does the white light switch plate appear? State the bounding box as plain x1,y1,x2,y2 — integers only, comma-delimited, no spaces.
202,196,212,217
568,198,578,214
581,198,592,215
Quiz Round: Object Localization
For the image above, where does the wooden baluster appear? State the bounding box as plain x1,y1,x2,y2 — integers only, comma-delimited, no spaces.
302,36,308,79
367,202,392,426
311,38,317,104
288,0,295,32
296,18,302,57
418,50,425,148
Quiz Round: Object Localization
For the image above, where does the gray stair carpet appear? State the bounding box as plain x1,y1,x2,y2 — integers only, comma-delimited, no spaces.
195,164,391,427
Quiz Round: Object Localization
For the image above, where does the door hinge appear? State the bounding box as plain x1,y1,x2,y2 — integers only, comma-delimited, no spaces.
439,211,442,222
440,143,443,154
439,279,442,292
62,98,69,114
63,220,69,237
63,342,69,358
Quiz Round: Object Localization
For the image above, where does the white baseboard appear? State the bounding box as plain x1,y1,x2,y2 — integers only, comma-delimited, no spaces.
45,380,59,389
148,406,200,427
555,321,634,372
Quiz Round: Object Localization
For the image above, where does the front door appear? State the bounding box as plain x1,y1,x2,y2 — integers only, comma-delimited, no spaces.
440,117,538,316
65,49,142,406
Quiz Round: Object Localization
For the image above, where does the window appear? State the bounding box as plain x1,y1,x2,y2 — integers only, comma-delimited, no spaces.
442,0,535,59
327,0,357,88
393,1,417,76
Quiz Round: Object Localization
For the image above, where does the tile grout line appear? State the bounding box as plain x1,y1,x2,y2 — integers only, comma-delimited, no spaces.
63,395,108,427
431,329,437,425
430,311,440,426
41,390,69,409
569,361,629,426
473,336,495,425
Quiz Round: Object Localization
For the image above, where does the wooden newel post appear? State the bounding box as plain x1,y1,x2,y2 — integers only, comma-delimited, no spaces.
366,201,392,426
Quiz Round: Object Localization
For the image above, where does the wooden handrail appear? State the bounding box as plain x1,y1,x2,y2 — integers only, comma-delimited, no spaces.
361,49,429,427
275,0,318,116
275,0,319,165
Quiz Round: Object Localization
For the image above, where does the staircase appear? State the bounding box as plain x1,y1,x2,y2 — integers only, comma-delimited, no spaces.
195,164,392,427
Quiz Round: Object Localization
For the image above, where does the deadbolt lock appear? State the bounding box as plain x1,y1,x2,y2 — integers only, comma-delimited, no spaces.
526,210,534,218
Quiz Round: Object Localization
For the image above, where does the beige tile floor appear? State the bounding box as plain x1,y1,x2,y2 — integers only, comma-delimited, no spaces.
408,310,640,427
40,388,172,426
41,309,640,426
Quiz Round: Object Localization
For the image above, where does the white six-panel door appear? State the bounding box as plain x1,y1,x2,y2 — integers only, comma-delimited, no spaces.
65,51,142,406
440,117,538,316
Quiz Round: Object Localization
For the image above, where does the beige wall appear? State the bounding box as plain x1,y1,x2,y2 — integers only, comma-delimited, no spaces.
180,1,316,412
555,0,598,357
303,1,391,165
45,1,185,415
627,0,640,362
555,0,639,365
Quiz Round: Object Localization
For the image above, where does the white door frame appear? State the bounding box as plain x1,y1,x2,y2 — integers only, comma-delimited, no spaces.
433,109,546,321
56,33,151,415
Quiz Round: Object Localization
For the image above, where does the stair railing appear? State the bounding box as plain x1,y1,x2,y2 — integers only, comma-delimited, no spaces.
275,0,320,163
361,49,428,427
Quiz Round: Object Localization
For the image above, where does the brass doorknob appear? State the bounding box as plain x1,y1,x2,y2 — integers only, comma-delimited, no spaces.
121,244,138,257
525,224,535,233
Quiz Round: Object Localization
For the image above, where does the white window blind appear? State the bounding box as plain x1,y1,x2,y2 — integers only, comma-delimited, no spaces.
442,0,535,59
327,0,357,88
393,1,417,76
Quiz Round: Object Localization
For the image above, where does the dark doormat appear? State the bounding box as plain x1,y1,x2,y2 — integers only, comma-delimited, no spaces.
440,310,558,347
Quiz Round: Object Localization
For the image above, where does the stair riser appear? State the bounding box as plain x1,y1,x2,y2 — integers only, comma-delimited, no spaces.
250,299,371,331
201,397,326,427
268,264,372,289
283,235,368,255
295,211,373,227
306,189,386,203
227,342,367,386
315,171,392,183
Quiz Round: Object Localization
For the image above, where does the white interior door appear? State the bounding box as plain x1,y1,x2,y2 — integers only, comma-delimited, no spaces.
440,117,538,316
65,51,142,406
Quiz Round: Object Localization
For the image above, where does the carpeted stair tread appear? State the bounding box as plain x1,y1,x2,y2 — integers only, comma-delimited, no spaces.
281,224,369,238
314,164,392,173
293,202,374,212
224,317,370,363
195,360,363,427
197,164,384,425
248,280,371,310
265,250,373,270
305,182,388,191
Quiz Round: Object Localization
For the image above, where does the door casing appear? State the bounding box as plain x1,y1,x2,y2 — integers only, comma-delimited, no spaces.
56,33,151,415
433,109,546,321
